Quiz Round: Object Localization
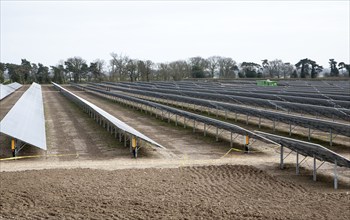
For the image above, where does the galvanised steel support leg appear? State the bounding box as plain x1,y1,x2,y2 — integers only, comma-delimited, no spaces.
193,120,196,133
334,160,338,190
308,127,311,141
184,118,186,128
230,132,233,148
225,111,227,120
129,135,133,153
204,124,206,137
273,120,276,132
246,115,249,125
330,129,333,147
296,152,299,175
216,127,219,141
216,108,218,117
119,130,122,142
258,117,261,129
235,113,237,122
175,115,178,126
280,145,284,169
313,155,317,181
124,131,127,147
168,112,170,123
115,127,117,138
289,124,292,136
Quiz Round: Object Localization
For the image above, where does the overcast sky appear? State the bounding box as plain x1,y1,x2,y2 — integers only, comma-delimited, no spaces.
1,0,349,68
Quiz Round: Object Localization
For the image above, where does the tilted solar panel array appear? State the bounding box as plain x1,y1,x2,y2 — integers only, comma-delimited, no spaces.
53,83,164,149
0,82,22,100
72,83,279,146
0,83,46,150
88,83,350,137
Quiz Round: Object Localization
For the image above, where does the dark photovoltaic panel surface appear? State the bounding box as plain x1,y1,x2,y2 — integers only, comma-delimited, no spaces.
100,82,350,121
72,84,280,146
87,83,350,137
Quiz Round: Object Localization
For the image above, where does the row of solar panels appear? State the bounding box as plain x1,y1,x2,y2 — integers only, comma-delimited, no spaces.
0,83,47,150
138,80,350,97
101,82,350,121
88,83,350,137
52,83,164,149
0,82,22,100
0,83,164,155
116,81,350,101
74,83,350,168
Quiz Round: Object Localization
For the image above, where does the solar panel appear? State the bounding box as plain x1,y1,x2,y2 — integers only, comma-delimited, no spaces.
52,83,164,149
0,83,47,150
255,131,350,168
89,83,350,137
7,82,22,90
0,83,22,100
74,84,279,146
103,82,350,121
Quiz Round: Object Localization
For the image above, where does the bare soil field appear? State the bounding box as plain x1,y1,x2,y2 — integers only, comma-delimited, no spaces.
1,165,349,220
1,85,349,219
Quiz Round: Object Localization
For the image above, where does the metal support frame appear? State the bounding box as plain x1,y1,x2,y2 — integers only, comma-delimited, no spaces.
334,160,338,189
280,145,284,169
296,154,308,175
12,140,24,157
330,129,332,147
216,127,219,141
313,155,317,181
258,117,261,129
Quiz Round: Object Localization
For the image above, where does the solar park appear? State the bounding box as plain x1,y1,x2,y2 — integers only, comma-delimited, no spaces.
0,80,349,219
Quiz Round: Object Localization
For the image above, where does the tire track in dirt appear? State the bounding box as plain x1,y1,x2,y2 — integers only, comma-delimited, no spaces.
0,165,349,220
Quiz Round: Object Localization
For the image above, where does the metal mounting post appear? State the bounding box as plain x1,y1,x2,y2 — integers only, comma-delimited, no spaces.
204,124,206,136
334,160,338,190
175,115,178,126
230,132,233,148
289,124,292,136
216,127,219,141
313,155,317,181
330,129,332,147
308,127,311,141
193,120,196,133
280,145,284,169
258,117,261,129
296,152,299,175
184,118,186,128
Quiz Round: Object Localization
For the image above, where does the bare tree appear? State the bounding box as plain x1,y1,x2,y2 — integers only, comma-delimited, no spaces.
110,53,129,81
218,57,238,78
207,56,220,78
169,60,190,80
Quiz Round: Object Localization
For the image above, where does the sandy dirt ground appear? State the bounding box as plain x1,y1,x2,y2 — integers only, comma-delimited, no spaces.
0,85,349,219
1,165,349,219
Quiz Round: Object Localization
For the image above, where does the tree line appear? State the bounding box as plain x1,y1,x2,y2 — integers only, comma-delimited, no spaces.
0,55,349,84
